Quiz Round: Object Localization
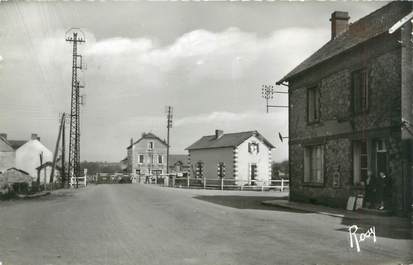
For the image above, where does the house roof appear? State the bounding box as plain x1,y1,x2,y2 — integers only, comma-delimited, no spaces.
127,132,168,149
277,1,413,84
169,154,189,167
7,140,27,150
186,131,274,150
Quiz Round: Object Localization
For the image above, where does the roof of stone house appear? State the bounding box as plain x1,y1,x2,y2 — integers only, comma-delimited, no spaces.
186,131,274,150
169,154,189,167
277,1,413,84
127,132,168,149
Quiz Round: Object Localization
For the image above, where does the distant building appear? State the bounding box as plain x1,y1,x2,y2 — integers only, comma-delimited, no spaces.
186,130,274,185
0,134,15,173
277,2,413,215
126,132,168,181
169,154,190,176
0,133,53,183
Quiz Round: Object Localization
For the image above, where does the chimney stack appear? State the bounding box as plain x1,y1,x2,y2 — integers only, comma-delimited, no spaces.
330,11,350,40
31,133,38,140
215,130,224,139
130,138,133,147
0,133,7,140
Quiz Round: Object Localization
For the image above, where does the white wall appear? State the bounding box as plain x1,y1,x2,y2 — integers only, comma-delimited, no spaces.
15,140,53,180
235,135,272,185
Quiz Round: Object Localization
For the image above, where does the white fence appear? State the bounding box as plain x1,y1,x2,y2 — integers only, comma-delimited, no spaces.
155,174,288,192
70,176,87,188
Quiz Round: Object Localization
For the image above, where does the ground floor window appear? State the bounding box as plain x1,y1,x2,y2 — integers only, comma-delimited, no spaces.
196,161,203,178
217,162,225,178
353,140,368,185
304,145,324,184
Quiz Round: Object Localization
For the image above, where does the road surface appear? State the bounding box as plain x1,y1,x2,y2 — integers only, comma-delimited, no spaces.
0,184,412,265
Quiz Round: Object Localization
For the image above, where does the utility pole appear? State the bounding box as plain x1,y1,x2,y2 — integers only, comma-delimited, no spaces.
50,113,66,187
61,113,66,188
261,84,288,113
166,106,173,174
65,29,85,189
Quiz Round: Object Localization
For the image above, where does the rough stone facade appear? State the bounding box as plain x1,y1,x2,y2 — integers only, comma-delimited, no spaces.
287,29,412,215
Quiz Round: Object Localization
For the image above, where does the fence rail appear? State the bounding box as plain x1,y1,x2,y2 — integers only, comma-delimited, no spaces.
155,174,288,192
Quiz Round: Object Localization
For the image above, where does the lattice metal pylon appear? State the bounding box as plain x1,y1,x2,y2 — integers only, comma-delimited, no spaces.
66,29,85,188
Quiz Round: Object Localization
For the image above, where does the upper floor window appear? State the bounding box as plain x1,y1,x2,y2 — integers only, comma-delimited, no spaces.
304,145,324,184
139,155,144,164
307,86,320,123
352,69,369,114
248,142,259,154
148,141,154,150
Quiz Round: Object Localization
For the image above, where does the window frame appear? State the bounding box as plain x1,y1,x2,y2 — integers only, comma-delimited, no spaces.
351,68,369,115
138,154,144,164
352,140,368,186
303,144,325,185
158,155,163,164
307,86,320,124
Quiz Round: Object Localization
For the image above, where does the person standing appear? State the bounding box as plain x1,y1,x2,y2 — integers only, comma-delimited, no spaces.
376,171,392,210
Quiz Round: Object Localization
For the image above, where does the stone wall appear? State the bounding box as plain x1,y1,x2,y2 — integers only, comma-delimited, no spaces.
288,32,406,212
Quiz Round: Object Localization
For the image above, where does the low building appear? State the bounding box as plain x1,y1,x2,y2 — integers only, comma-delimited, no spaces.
0,133,53,183
277,2,413,215
169,154,190,176
126,132,168,181
186,130,274,186
0,134,15,174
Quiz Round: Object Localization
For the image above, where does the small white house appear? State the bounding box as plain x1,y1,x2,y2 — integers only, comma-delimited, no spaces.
186,130,274,186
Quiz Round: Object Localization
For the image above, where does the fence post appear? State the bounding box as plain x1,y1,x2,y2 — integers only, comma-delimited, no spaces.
281,179,284,192
221,178,224,191
203,177,206,189
187,174,190,188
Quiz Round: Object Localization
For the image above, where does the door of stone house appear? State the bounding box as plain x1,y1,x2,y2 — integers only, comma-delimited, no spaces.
375,139,388,176
250,164,257,185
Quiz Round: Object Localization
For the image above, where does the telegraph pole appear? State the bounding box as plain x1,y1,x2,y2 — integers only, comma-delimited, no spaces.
66,29,85,188
166,106,173,174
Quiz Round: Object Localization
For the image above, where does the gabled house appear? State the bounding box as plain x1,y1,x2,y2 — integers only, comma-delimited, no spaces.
277,2,413,215
126,132,168,181
186,130,274,185
0,133,53,182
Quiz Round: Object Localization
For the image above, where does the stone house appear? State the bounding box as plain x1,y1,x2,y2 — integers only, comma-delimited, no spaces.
186,130,274,186
126,132,168,181
277,2,413,215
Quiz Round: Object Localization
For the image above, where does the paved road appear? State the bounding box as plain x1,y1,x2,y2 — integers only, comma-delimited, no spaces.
0,184,412,265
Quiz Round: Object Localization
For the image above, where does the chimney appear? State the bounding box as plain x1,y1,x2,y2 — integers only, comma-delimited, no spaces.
130,138,133,147
215,130,224,139
31,133,38,140
0,133,7,140
330,11,350,40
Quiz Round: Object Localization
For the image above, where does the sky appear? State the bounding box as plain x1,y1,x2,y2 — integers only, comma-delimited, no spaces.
0,0,387,162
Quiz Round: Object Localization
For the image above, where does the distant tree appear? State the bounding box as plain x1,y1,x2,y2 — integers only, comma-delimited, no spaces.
80,161,121,175
271,160,289,179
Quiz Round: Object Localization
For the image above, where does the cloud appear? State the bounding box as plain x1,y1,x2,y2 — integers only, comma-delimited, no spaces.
0,55,3,62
